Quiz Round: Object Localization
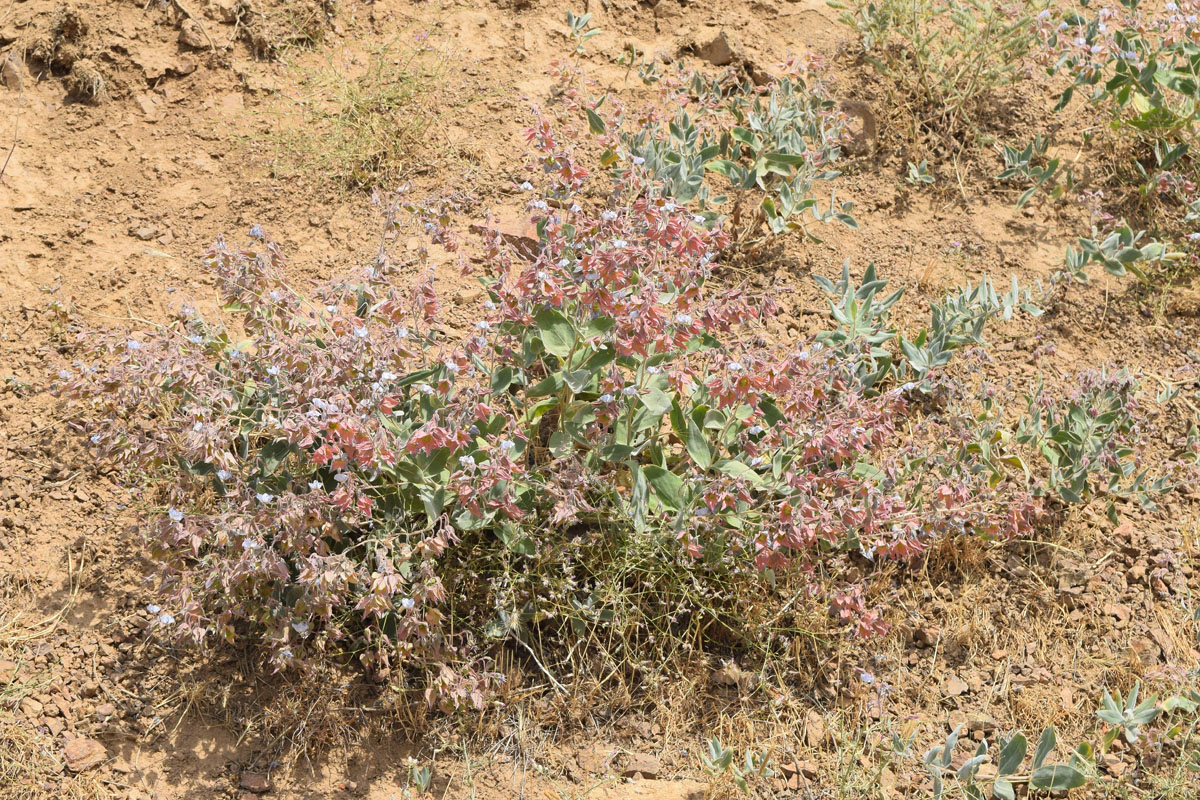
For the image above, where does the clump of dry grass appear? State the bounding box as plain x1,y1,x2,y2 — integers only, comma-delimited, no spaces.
242,0,337,60
262,37,448,191
0,716,110,800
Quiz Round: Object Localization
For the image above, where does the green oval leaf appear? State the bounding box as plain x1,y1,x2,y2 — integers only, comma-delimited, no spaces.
535,308,576,358
643,465,685,511
996,733,1027,776
1030,764,1086,791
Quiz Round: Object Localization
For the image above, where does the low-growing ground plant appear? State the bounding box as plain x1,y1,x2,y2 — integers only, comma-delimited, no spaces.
881,682,1200,799
551,26,855,245
907,158,936,185
1035,1,1200,151
700,736,775,794
907,724,1091,797
63,114,1048,709
1059,223,1183,283
994,134,1084,210
1016,368,1168,520
813,263,1041,391
1098,681,1163,745
264,35,446,190
1034,1,1199,263
831,0,1049,142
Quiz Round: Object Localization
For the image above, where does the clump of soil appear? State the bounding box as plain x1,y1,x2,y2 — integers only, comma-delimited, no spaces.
19,2,112,101
26,4,91,72
241,0,337,59
0,716,110,800
64,57,107,103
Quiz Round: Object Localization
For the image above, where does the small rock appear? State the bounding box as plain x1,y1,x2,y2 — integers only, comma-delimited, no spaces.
967,713,997,735
2,55,25,92
20,697,44,717
239,772,270,793
171,58,198,78
803,711,827,747
1104,602,1132,627
780,758,818,779
695,30,738,67
44,716,65,736
879,766,899,797
205,0,240,23
944,676,969,697
621,753,662,779
131,226,158,241
1150,626,1176,659
64,737,107,772
709,660,758,691
1130,636,1161,662
575,743,616,775
1102,753,1128,777
454,286,485,305
94,702,116,720
133,50,173,82
653,1,681,20
135,93,164,121
179,19,209,50
0,660,18,684
912,626,939,647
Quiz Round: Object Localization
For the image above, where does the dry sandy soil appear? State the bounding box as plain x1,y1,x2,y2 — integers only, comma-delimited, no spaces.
1,1,1198,798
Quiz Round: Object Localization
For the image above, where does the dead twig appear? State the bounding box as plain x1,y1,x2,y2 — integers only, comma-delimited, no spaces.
0,88,20,184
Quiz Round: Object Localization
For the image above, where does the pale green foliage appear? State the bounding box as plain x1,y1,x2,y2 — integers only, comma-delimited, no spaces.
1016,368,1167,519
701,737,775,794
814,263,1040,390
1060,224,1183,283
906,159,935,184
1045,0,1200,145
832,0,1048,136
1098,682,1162,744
565,11,601,53
609,73,854,242
994,135,1085,209
895,724,1089,799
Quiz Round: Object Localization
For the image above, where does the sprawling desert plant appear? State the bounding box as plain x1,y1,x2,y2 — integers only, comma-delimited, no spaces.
1017,368,1168,520
1059,222,1183,282
898,724,1091,798
1035,1,1200,254
880,682,1200,799
62,117,1043,709
551,39,854,245
832,0,1049,139
617,73,855,241
1036,0,1200,147
813,263,1042,391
